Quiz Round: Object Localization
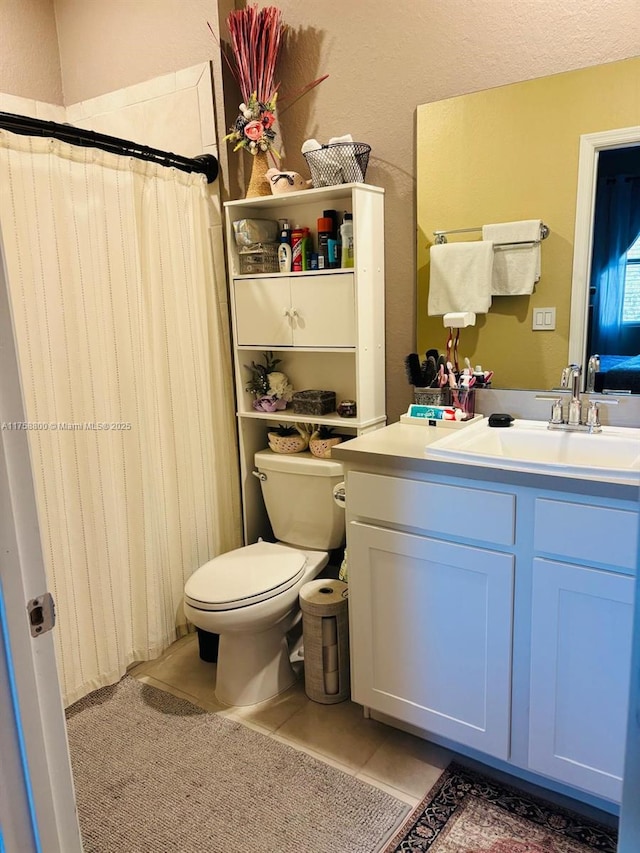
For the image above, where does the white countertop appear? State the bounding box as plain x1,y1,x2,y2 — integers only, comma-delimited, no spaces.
332,421,639,501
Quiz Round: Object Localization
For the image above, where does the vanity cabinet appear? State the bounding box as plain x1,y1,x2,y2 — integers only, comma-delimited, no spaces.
528,496,638,801
342,456,638,805
224,184,385,543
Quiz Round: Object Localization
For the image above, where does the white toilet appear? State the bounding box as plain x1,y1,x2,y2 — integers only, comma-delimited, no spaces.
184,449,345,706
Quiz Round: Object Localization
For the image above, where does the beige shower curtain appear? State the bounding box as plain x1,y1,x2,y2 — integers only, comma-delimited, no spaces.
0,129,242,705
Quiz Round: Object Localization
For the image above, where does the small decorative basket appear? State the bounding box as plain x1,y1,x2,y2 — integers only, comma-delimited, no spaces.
267,432,308,454
303,143,371,188
309,436,343,458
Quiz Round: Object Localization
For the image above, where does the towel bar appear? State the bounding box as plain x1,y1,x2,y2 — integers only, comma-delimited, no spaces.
433,223,549,245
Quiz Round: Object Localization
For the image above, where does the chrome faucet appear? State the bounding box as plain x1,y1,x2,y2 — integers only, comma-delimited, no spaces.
567,364,582,425
536,362,618,433
585,354,600,393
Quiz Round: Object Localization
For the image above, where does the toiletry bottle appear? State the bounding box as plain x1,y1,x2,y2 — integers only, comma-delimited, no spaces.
278,220,292,273
323,209,340,268
291,227,310,272
317,216,333,270
340,212,354,268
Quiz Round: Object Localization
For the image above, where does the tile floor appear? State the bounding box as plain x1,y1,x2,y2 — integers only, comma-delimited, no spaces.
128,633,451,808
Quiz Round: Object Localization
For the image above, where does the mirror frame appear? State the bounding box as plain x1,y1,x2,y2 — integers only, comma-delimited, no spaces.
568,125,640,367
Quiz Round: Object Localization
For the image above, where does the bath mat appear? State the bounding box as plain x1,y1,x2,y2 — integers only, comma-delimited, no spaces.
382,763,617,852
65,676,408,853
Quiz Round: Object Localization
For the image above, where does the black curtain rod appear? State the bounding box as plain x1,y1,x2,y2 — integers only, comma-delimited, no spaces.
0,111,219,183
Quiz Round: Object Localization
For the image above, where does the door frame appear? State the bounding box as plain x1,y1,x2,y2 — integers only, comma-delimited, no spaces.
0,238,81,852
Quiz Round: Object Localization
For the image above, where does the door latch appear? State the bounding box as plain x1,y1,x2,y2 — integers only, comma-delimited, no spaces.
27,592,55,637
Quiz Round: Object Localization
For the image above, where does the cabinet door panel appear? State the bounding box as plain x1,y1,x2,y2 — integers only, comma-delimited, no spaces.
348,521,514,759
529,558,634,802
234,278,292,346
291,275,355,347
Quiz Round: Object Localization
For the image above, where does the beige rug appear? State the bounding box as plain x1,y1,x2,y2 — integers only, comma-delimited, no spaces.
383,763,617,852
66,676,408,853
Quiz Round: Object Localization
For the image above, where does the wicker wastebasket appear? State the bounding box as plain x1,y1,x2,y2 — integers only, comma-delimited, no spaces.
299,579,350,704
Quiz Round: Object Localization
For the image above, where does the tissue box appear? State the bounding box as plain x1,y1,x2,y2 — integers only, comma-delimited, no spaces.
292,390,336,416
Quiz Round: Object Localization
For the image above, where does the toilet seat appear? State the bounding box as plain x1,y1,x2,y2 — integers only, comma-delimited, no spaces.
184,541,307,612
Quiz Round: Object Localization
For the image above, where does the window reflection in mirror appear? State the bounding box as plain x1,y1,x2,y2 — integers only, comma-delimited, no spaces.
588,145,640,392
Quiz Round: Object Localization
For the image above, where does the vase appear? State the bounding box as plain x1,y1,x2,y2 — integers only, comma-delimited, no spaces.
246,151,272,198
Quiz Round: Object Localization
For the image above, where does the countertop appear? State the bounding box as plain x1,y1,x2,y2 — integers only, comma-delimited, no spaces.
332,421,640,502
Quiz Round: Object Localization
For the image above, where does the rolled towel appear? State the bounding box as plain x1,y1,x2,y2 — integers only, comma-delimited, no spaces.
301,138,322,154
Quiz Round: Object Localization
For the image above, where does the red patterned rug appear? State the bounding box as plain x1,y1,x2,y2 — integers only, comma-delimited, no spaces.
382,764,617,853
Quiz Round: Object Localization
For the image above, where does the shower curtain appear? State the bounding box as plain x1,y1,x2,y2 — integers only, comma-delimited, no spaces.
0,129,242,706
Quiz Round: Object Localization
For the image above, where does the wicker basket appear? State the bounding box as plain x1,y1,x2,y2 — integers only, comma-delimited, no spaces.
267,432,308,454
309,436,343,458
303,143,371,188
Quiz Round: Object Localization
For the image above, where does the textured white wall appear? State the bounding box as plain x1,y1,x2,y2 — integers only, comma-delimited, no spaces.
0,0,62,103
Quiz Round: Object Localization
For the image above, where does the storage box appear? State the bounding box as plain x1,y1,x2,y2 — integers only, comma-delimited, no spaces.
238,243,279,275
292,390,336,416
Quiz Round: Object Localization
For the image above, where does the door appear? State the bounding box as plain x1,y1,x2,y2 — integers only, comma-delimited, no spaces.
529,557,634,801
290,274,355,347
348,521,514,759
234,277,292,345
0,244,82,852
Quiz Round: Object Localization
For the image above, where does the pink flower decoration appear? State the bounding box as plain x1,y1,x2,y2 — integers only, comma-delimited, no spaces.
244,121,264,142
252,395,287,413
261,111,276,130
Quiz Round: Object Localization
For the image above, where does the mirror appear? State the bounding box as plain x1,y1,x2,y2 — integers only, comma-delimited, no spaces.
416,56,640,391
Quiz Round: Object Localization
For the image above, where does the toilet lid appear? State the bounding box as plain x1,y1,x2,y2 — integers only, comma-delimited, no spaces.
184,541,307,611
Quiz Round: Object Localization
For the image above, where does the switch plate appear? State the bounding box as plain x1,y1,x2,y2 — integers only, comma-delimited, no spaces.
532,307,556,330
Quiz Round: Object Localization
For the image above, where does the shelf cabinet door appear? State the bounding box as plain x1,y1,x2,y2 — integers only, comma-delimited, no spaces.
529,558,634,802
290,274,355,347
234,278,293,346
348,521,514,759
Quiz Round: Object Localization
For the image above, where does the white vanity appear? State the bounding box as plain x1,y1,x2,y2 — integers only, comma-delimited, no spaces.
333,421,639,810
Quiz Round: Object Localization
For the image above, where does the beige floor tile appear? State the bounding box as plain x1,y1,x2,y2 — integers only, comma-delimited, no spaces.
359,727,451,799
133,673,225,714
226,677,311,733
141,633,221,707
274,697,390,770
353,772,420,808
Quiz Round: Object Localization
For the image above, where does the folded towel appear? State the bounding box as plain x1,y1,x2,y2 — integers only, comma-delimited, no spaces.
428,242,494,316
482,220,542,296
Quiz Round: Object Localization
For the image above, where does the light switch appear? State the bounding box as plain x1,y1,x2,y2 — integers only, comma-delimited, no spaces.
532,307,556,330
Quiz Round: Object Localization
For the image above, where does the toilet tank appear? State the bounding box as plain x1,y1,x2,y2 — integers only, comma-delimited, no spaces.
254,450,345,550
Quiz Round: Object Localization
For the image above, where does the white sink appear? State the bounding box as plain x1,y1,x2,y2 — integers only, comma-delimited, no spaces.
424,418,640,485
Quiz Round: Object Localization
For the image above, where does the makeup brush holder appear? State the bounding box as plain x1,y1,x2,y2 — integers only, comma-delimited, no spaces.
414,387,450,406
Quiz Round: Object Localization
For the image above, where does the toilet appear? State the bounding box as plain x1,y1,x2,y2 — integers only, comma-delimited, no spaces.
184,450,345,706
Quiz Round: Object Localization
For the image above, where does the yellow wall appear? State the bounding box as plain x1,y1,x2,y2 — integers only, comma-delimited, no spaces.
417,57,640,391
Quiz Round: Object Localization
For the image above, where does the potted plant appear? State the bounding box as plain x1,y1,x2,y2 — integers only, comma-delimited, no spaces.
267,423,309,454
309,425,343,458
245,352,294,412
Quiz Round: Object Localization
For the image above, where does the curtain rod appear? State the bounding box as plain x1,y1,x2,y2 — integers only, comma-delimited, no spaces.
0,111,219,183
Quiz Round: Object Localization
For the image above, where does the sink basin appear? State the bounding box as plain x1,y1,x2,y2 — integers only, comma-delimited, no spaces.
424,418,640,485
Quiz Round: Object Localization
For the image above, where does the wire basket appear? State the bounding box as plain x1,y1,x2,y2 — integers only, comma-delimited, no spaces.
303,143,371,188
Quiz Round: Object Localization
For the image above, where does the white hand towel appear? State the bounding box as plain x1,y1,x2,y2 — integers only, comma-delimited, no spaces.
482,220,542,296
428,242,494,316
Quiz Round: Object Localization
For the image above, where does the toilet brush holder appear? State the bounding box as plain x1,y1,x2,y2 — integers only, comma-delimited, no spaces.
299,580,350,704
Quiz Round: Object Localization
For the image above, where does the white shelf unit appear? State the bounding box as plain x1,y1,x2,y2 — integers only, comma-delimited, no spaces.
225,183,386,543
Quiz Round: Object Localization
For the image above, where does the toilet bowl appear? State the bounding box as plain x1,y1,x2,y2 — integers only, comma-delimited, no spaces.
184,451,345,706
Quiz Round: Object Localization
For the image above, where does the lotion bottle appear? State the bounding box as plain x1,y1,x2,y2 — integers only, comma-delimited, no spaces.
340,212,354,268
278,220,292,273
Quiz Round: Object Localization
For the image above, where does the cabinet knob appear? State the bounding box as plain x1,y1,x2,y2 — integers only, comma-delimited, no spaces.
283,307,290,318
290,308,298,318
